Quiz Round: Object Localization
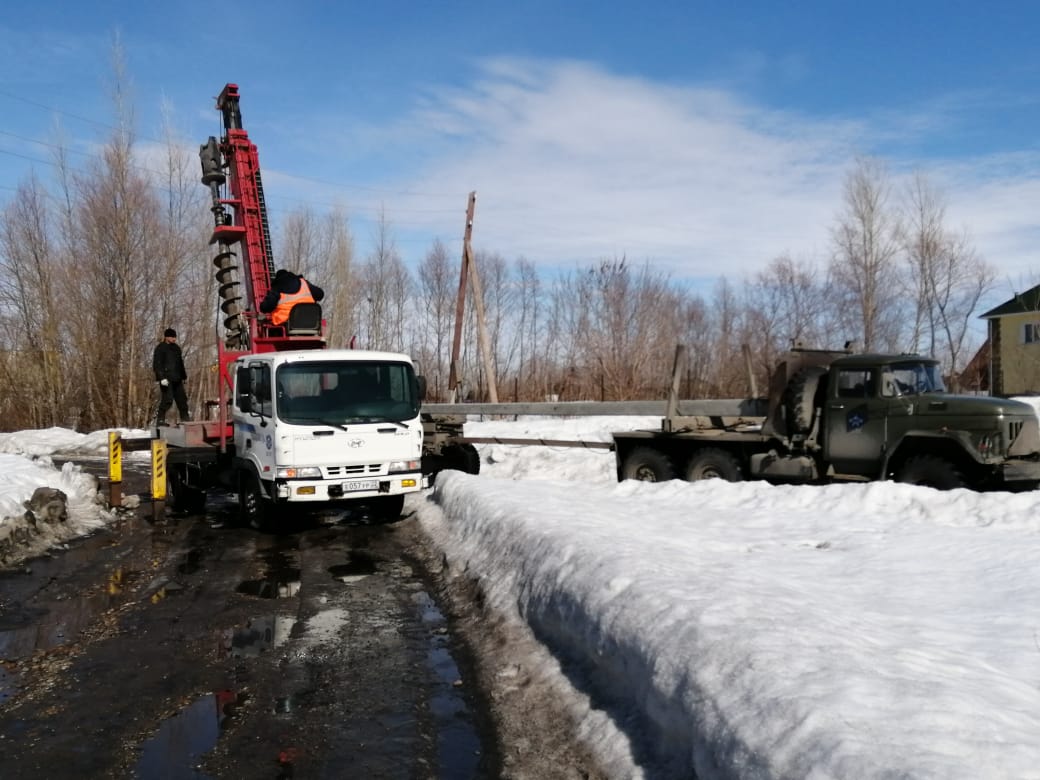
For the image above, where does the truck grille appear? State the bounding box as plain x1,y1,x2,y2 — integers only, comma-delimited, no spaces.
1008,417,1040,457
325,464,382,477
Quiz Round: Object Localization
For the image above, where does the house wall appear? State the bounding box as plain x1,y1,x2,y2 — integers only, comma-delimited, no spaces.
998,312,1040,395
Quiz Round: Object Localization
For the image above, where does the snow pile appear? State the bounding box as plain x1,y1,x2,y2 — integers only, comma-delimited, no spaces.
0,453,115,564
418,454,1040,778
0,426,150,458
468,415,657,483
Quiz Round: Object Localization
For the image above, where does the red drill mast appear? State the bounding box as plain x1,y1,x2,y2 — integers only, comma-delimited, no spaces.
199,84,325,445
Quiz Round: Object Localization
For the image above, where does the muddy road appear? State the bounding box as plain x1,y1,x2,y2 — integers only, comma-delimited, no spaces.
0,464,605,779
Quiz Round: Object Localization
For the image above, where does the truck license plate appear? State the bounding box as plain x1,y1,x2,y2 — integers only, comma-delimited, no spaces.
342,479,379,493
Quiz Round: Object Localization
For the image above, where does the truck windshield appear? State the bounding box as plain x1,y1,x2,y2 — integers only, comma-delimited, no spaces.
275,360,419,425
882,361,946,397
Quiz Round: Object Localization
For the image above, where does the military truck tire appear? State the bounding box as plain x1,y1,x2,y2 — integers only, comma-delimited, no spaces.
896,455,966,490
685,448,743,482
621,447,676,482
784,366,829,435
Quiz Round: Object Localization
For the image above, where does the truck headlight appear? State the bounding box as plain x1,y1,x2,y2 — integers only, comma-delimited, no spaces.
276,466,322,479
389,459,421,473
975,434,1001,456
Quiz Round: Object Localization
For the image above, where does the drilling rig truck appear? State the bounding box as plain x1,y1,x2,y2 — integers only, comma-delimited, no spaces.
157,84,474,528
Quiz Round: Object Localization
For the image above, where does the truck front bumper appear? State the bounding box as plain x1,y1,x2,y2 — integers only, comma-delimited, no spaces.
275,473,423,502
1000,459,1040,483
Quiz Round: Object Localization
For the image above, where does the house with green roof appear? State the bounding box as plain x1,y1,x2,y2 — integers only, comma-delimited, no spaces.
978,283,1040,396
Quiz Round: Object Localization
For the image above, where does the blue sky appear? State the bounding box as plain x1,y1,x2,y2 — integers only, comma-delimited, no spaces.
1,1,1038,299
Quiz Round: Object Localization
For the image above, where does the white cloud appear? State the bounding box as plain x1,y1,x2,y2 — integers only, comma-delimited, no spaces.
319,58,1037,284
112,57,1038,287
383,58,855,277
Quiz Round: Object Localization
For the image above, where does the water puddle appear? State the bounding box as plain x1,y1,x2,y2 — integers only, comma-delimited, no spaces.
134,690,247,779
0,662,18,704
328,550,378,583
177,548,205,575
0,568,139,660
414,590,483,777
218,615,296,658
236,549,300,598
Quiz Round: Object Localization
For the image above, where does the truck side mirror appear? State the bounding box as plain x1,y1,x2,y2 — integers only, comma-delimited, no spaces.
416,375,428,402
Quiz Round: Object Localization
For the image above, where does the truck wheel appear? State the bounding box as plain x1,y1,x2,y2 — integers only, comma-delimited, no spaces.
896,455,965,490
168,464,206,515
240,472,276,532
373,495,405,523
784,366,828,435
621,447,676,482
685,448,742,482
446,443,481,475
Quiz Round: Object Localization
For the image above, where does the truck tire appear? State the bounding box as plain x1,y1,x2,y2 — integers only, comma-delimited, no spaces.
896,455,965,490
372,494,405,523
621,447,676,482
784,366,829,435
446,443,481,475
168,464,206,515
685,448,742,482
240,471,276,532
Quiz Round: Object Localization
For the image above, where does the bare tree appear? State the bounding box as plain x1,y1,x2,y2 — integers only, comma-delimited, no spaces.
828,159,905,352
356,210,412,352
745,254,828,378
513,257,544,400
153,105,217,423
675,293,712,398
318,209,357,349
0,175,64,427
413,239,455,400
901,172,994,383
472,250,515,395
553,258,680,400
278,208,317,275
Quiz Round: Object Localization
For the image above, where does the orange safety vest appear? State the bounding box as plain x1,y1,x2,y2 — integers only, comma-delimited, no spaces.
271,279,315,325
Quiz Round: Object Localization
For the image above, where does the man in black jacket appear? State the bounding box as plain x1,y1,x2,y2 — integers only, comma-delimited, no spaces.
153,328,190,426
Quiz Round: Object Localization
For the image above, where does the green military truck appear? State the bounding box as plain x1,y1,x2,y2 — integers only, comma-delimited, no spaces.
614,346,1040,491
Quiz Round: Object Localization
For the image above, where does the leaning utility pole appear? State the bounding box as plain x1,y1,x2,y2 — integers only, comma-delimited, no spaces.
447,192,498,403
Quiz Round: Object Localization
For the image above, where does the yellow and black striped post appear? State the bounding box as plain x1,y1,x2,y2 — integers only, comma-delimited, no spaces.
107,431,123,508
151,439,167,521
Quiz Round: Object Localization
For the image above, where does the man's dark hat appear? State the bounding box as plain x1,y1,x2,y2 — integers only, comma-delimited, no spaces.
164,328,177,338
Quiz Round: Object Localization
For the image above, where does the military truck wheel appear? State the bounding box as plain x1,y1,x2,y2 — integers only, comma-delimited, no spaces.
240,471,276,531
784,366,829,435
621,447,676,482
685,448,743,482
168,464,206,514
896,455,966,490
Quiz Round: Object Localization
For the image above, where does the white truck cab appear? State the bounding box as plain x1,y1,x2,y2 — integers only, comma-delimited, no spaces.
231,349,424,525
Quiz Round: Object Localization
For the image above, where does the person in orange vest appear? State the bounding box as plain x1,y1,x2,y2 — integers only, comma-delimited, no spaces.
259,269,325,326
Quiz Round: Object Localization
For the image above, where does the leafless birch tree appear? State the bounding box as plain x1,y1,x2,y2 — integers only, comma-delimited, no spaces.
901,172,994,383
829,159,905,352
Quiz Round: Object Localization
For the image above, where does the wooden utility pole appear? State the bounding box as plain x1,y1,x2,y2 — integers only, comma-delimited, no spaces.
447,196,472,400
448,192,499,402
